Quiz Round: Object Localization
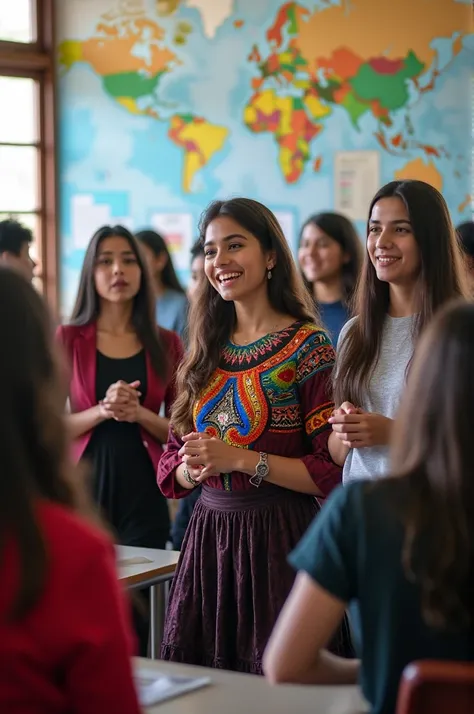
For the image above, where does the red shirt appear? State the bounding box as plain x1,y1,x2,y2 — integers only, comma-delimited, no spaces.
0,502,141,714
56,322,183,471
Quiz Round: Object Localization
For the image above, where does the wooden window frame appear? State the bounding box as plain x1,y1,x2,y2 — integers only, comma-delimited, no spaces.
0,0,58,311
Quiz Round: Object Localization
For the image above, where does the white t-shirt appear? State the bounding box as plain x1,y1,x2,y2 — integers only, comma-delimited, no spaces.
337,315,415,485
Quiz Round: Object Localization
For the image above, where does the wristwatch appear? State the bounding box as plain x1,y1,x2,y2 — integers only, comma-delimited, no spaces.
249,452,269,488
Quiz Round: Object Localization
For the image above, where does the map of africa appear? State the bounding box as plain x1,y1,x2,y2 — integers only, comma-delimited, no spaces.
57,0,472,314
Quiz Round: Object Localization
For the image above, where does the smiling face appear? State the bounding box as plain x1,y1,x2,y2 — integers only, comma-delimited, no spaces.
94,236,142,303
298,222,348,284
203,216,275,303
367,197,421,287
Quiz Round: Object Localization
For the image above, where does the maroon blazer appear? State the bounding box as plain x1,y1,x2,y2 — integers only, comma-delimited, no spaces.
56,322,183,474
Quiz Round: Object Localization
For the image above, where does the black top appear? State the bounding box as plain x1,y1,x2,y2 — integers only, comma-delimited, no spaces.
290,479,474,714
83,350,170,548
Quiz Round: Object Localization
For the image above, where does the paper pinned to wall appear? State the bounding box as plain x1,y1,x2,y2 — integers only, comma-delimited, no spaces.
334,151,381,221
71,195,134,250
151,212,194,271
71,195,111,250
274,210,296,252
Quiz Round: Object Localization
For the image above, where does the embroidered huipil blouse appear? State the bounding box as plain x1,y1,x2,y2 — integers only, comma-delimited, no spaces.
158,321,341,498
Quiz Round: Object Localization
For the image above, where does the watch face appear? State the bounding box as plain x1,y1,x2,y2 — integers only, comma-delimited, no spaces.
256,463,268,476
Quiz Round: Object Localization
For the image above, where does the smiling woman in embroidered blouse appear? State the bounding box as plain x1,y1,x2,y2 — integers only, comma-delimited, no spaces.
158,198,353,673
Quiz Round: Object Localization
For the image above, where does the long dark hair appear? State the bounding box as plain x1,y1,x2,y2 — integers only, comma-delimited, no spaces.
136,229,185,294
0,268,96,621
299,212,362,305
390,300,474,629
334,180,467,406
171,198,318,435
70,225,168,378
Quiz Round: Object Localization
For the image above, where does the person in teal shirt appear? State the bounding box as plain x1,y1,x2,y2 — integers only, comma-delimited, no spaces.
136,229,188,340
264,300,474,714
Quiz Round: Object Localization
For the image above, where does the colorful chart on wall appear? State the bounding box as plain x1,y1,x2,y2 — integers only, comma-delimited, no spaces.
57,0,473,315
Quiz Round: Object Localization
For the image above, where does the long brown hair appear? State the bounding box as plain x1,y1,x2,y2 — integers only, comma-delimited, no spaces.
70,225,168,378
334,180,467,406
299,212,362,306
136,229,185,294
390,300,474,629
0,269,96,621
171,198,318,435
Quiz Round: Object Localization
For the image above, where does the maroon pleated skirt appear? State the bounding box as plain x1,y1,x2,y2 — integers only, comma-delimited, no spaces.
161,483,354,673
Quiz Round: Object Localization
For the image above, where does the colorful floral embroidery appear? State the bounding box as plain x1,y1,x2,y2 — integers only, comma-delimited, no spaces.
305,402,334,437
193,323,334,489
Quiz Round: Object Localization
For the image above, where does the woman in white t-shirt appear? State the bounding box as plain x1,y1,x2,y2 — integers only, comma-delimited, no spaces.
329,180,467,484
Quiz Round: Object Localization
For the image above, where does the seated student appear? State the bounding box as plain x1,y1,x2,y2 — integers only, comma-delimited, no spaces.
0,268,140,714
264,300,474,714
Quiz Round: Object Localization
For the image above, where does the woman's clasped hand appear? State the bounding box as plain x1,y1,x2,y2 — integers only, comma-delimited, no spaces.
99,379,142,422
178,431,241,482
328,402,393,448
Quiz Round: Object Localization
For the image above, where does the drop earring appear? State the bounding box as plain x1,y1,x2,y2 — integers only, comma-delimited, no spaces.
267,268,272,280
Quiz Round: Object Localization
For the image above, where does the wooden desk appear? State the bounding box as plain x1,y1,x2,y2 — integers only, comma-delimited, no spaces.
135,658,368,714
118,546,180,659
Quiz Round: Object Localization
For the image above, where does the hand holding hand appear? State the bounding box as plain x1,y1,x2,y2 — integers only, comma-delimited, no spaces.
179,432,238,482
329,405,393,448
101,380,141,422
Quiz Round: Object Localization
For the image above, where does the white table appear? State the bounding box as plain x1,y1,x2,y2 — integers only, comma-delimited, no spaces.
118,546,180,659
135,658,369,714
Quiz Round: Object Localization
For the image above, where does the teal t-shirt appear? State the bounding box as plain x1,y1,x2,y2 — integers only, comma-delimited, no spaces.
289,480,473,714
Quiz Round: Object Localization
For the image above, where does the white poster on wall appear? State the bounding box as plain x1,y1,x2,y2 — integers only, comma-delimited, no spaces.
273,210,296,252
334,151,381,221
71,195,133,250
150,212,194,271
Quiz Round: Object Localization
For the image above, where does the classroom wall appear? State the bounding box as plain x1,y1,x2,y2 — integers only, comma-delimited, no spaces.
56,0,473,315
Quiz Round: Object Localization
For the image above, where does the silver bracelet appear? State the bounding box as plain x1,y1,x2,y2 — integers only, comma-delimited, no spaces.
183,464,199,488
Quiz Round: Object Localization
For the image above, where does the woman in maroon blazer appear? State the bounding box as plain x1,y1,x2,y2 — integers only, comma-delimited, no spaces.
57,225,183,552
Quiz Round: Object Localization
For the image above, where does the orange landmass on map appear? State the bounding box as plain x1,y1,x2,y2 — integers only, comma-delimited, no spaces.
78,19,176,76
296,0,471,69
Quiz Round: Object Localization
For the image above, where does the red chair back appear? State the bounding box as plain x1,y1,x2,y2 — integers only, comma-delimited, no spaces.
396,660,474,714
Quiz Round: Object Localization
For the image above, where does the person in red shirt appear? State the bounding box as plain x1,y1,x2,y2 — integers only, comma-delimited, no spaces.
0,267,141,714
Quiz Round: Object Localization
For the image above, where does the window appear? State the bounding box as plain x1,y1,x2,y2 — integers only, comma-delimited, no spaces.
0,0,58,308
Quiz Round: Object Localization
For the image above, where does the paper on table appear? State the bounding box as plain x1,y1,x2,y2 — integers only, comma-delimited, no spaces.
135,668,211,707
118,556,153,566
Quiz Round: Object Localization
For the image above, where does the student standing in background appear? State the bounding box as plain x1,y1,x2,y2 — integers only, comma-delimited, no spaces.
456,220,474,292
57,225,183,654
0,268,141,714
171,239,205,550
0,218,36,282
186,239,205,303
298,213,362,345
136,229,188,339
329,180,467,485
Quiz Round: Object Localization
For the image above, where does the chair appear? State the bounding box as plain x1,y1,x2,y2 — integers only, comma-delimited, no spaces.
396,660,474,714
